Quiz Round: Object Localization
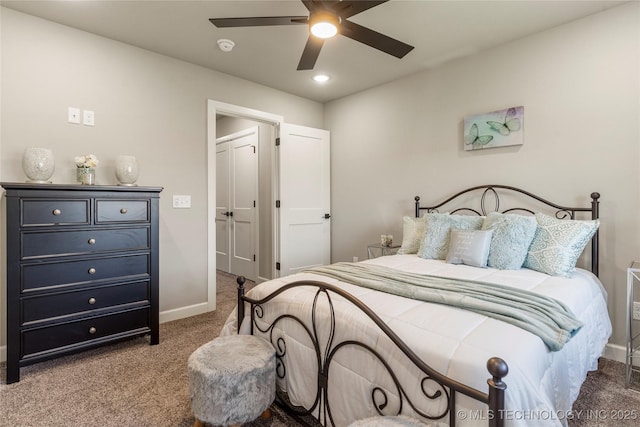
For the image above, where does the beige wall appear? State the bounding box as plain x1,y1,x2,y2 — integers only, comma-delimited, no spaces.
0,6,323,348
325,3,639,353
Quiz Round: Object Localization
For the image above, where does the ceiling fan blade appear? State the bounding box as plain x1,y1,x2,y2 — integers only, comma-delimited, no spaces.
297,36,325,70
300,0,315,12
340,20,414,59
334,1,389,18
210,16,308,28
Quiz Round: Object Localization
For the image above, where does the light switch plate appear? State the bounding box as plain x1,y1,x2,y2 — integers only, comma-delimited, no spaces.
68,107,81,124
173,195,191,208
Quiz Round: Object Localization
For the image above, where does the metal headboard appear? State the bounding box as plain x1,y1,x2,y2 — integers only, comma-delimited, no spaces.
414,185,600,276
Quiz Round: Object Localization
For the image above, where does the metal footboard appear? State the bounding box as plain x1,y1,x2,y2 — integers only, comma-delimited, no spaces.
236,276,508,427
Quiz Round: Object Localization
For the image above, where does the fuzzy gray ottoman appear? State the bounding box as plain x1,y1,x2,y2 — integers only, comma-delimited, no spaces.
188,334,276,427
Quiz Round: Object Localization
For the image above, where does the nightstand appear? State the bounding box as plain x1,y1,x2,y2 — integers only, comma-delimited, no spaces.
626,261,640,389
367,243,400,259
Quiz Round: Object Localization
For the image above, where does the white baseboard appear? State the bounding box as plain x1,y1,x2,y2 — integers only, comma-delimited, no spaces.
603,342,633,365
159,302,212,324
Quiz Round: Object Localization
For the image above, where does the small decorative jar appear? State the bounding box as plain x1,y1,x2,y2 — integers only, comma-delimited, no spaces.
115,155,139,186
77,167,96,185
22,147,55,183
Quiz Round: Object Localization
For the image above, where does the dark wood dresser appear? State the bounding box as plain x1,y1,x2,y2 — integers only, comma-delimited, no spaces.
1,183,162,383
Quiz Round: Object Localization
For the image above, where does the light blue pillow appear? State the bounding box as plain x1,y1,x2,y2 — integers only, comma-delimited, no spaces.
523,212,599,277
481,212,537,270
397,215,427,255
446,229,493,268
417,213,484,260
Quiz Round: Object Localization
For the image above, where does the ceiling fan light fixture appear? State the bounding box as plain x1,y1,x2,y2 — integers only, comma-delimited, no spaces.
309,12,339,39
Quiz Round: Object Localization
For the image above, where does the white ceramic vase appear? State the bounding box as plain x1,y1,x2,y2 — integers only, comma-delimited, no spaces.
22,147,55,183
115,155,139,186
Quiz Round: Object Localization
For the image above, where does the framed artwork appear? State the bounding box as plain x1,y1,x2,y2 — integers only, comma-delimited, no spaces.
463,106,524,151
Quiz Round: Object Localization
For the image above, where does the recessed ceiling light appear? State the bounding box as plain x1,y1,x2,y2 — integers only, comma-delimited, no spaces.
312,74,331,83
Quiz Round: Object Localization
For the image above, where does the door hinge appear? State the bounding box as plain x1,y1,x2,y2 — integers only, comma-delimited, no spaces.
276,200,280,208
275,137,280,146
252,145,256,154
276,262,281,271
253,254,256,262
253,200,256,208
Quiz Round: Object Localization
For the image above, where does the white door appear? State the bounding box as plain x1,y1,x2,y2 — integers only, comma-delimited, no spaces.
215,142,231,273
277,123,331,277
216,127,258,281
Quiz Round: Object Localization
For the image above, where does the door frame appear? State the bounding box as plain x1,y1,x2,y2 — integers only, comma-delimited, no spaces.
207,100,283,311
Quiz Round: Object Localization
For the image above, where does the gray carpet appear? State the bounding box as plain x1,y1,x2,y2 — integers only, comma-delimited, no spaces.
1,271,638,426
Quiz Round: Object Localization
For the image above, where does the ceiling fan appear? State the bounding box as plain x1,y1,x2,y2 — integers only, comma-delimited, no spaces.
209,0,414,71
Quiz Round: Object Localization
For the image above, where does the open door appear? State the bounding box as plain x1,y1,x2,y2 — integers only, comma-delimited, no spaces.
277,123,331,277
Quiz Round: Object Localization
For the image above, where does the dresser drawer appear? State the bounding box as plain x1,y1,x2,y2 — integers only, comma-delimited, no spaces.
22,280,150,324
22,254,149,292
22,227,149,259
96,199,149,223
22,308,150,358
22,199,90,226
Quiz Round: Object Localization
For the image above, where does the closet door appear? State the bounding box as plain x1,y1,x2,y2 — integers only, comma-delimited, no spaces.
215,142,231,273
216,127,258,281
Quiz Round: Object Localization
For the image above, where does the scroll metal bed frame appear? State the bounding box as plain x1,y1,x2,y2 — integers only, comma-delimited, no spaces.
236,185,601,427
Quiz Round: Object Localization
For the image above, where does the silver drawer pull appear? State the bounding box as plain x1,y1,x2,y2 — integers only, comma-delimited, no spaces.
88,267,96,275
52,209,61,216
88,238,96,245
120,208,128,214
89,327,97,334
88,297,96,305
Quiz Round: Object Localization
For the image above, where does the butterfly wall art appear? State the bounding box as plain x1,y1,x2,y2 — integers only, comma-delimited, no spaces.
463,106,524,151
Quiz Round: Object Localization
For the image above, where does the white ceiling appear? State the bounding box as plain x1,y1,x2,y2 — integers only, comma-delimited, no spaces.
1,0,627,103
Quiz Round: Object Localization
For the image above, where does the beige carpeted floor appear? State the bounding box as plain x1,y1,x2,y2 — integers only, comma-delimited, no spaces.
1,271,639,426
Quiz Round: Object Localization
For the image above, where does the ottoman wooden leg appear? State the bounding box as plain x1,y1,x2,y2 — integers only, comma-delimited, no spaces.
193,418,205,427
261,408,273,420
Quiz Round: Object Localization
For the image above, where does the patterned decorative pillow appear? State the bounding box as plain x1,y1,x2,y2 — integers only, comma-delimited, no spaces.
417,213,484,260
481,212,537,270
397,216,427,255
523,212,599,277
446,229,493,268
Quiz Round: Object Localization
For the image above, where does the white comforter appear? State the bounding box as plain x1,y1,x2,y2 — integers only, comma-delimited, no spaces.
221,255,612,426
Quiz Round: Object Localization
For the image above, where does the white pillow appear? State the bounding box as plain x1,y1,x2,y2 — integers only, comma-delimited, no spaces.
397,216,427,255
446,229,493,268
417,213,485,260
523,212,599,277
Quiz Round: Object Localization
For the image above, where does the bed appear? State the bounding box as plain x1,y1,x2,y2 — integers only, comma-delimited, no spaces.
221,185,612,427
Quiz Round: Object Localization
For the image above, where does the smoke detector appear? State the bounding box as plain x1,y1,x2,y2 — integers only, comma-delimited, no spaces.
217,39,235,52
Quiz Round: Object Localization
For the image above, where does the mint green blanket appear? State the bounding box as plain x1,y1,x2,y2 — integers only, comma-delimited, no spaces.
303,262,582,351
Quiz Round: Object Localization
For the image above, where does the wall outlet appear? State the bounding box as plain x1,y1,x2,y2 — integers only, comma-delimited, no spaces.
83,110,95,126
353,256,358,263
634,302,640,321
